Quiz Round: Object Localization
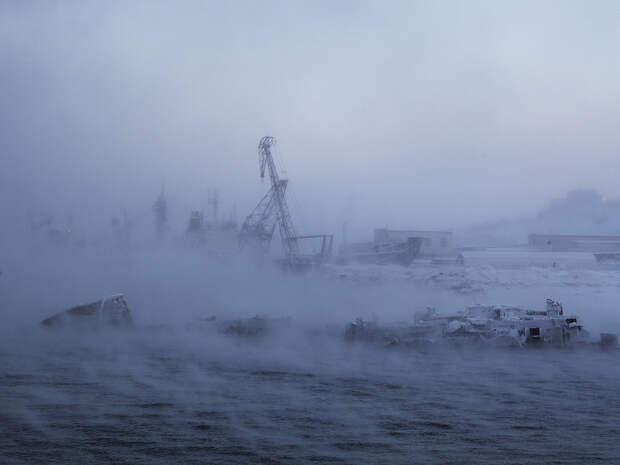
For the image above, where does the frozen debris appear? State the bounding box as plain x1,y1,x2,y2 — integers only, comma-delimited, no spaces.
198,315,291,338
345,299,617,350
344,317,439,348
41,295,132,329
594,253,620,264
414,307,437,323
600,333,619,350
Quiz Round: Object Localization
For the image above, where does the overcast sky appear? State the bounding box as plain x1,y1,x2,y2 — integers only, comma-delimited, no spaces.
1,1,619,239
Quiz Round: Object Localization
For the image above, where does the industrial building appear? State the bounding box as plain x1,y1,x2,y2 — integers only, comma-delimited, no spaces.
374,229,453,256
528,234,620,253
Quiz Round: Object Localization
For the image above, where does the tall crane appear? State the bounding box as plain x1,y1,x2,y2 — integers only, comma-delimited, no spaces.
239,137,300,261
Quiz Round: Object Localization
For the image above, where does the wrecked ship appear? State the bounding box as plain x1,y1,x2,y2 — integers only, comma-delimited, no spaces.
192,315,292,338
41,295,132,329
345,299,618,350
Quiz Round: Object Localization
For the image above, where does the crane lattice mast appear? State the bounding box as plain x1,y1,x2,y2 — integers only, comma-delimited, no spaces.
239,136,300,261
258,137,299,260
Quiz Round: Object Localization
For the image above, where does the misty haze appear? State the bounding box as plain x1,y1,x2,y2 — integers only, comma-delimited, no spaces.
1,2,620,464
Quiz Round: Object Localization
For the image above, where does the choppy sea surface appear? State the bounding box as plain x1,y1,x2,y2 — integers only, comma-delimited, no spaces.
2,328,619,465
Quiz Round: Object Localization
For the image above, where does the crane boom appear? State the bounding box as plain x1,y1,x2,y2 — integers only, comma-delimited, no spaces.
258,137,300,260
239,136,299,262
238,185,279,252
240,136,334,269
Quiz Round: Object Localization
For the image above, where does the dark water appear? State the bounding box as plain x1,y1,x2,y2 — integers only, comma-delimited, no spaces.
2,328,620,465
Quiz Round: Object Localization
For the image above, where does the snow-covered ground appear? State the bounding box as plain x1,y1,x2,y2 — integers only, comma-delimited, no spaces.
326,262,620,291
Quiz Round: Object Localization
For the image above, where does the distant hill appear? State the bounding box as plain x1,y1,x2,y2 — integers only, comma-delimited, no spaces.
460,189,620,247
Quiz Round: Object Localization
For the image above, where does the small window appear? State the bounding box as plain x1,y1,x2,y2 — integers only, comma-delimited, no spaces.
440,237,448,248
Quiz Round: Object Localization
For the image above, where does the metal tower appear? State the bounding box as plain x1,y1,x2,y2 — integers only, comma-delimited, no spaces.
239,136,300,261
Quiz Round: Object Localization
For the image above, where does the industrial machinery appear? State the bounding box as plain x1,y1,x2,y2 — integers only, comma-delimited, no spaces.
239,136,332,268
